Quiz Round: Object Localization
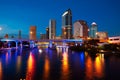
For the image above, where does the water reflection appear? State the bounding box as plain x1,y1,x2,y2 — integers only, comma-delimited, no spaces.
16,56,21,73
6,52,8,64
85,53,105,80
85,54,93,80
0,60,2,80
60,48,69,80
94,54,105,78
0,47,119,80
6,50,11,65
26,52,35,80
42,55,50,80
80,52,85,69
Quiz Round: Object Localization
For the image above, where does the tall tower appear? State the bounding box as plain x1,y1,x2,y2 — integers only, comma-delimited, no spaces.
49,19,56,39
73,20,89,39
18,30,21,39
62,9,72,39
29,26,36,40
90,22,98,38
46,27,49,39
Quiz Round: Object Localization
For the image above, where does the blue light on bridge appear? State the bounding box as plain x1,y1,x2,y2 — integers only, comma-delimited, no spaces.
65,39,83,42
49,41,53,48
1,39,16,42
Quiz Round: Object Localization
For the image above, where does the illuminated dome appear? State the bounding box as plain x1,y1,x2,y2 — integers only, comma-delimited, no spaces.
91,22,97,26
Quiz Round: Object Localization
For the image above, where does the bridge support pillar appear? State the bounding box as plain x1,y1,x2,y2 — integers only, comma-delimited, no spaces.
8,42,11,48
20,41,22,48
49,40,53,48
63,41,66,46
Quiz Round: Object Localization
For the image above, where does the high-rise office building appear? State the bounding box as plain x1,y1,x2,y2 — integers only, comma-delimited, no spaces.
18,30,21,39
49,19,56,39
46,27,49,39
73,20,89,39
90,22,98,38
62,9,72,39
29,26,36,40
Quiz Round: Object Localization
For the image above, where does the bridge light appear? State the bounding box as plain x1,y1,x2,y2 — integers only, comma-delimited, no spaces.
75,43,77,46
80,43,82,46
39,49,42,53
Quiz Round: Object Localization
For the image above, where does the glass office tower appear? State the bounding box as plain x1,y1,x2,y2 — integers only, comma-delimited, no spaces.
62,9,72,39
49,19,56,39
90,22,98,38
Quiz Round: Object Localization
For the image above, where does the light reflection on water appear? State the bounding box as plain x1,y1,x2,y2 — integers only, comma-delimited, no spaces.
85,54,93,79
0,47,120,80
6,50,11,65
0,60,2,80
94,54,105,78
42,55,50,80
85,53,105,80
60,49,69,80
26,52,35,80
16,56,21,73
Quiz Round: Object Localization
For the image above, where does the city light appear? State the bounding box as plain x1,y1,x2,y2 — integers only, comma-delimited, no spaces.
43,56,50,79
39,49,42,53
30,31,33,34
0,61,2,80
0,1,119,80
26,53,35,80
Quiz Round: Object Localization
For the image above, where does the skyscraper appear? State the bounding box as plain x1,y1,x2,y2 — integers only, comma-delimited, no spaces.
29,26,36,40
62,9,72,39
73,20,89,39
90,22,98,38
49,19,56,39
46,27,49,39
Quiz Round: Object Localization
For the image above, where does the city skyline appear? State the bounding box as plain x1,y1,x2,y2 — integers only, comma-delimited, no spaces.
0,0,120,38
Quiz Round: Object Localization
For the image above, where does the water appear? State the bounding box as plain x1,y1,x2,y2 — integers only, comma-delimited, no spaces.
0,47,120,80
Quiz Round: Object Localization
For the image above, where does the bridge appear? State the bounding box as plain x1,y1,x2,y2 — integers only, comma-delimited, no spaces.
0,38,83,49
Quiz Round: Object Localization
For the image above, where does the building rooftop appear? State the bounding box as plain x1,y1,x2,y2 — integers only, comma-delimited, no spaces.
91,22,97,26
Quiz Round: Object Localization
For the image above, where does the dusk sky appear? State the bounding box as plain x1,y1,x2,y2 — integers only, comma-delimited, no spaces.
0,0,120,38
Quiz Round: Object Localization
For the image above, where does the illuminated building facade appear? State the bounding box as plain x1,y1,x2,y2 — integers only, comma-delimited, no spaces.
96,32,108,42
73,20,89,39
108,36,120,44
90,22,98,38
29,26,36,40
96,32,108,39
62,9,72,39
49,19,56,39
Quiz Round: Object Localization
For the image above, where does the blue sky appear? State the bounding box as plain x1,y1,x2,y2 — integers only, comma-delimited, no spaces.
0,0,120,38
